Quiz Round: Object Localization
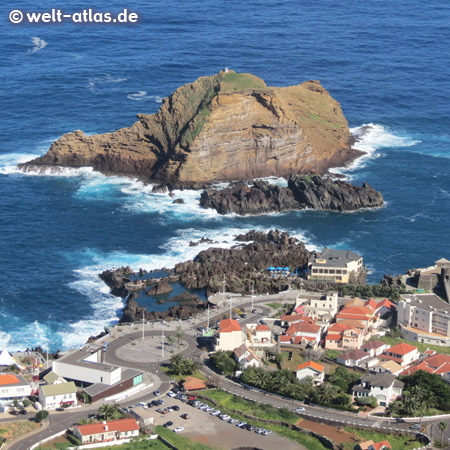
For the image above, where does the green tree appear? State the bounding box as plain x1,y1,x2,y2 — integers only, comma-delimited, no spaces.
210,350,238,376
175,327,184,349
166,335,176,352
169,354,197,376
438,421,448,448
35,410,49,422
22,398,31,408
98,403,120,420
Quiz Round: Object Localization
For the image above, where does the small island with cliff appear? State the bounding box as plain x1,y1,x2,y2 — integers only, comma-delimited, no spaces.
19,70,383,213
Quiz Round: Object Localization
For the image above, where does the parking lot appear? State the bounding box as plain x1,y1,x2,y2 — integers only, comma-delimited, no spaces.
140,394,304,450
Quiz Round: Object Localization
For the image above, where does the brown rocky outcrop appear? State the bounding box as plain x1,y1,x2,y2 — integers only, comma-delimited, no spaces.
146,279,173,296
19,71,358,183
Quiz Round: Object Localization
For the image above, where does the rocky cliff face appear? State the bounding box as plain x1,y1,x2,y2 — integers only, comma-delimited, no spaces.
20,71,357,183
199,175,383,215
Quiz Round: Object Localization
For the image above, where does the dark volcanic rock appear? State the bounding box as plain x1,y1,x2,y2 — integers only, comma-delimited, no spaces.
172,198,185,204
99,266,134,297
174,230,310,295
288,174,383,211
199,175,383,215
200,180,298,215
146,279,173,296
120,293,206,322
189,237,217,247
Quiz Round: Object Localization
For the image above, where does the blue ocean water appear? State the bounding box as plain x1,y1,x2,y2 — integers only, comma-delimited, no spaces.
1,0,450,351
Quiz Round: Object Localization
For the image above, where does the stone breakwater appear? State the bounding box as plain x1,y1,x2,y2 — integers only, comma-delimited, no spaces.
19,71,359,184
199,174,384,215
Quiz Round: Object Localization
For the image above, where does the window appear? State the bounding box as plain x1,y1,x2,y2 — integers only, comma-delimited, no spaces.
329,269,335,274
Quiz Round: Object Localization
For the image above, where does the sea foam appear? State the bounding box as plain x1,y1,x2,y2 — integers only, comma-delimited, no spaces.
28,37,47,54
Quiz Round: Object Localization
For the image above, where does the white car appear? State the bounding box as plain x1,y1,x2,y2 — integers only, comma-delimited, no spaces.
236,421,247,428
210,410,221,416
256,427,265,434
219,414,231,420
205,406,214,412
294,407,305,413
173,427,184,433
229,418,239,424
262,430,272,436
167,391,176,398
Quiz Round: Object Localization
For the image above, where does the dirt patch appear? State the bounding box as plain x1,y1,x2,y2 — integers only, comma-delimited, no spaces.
298,419,358,444
0,420,40,441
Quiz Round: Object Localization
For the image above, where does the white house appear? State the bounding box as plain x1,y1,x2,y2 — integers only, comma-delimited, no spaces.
295,361,324,385
361,340,390,357
246,323,272,347
39,381,77,410
380,343,420,368
352,373,404,407
233,344,259,369
337,348,367,367
73,418,139,444
0,374,31,402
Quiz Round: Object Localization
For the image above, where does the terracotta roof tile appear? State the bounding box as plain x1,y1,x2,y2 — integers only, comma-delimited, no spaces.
0,374,19,386
219,319,242,333
75,419,139,436
296,361,324,373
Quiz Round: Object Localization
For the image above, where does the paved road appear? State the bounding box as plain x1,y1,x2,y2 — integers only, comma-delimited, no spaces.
8,292,445,448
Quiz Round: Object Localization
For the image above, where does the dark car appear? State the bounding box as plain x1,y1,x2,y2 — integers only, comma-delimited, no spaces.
172,405,180,411
240,314,247,318
154,389,161,396
19,409,27,415
156,408,168,415
163,421,174,428
181,413,190,419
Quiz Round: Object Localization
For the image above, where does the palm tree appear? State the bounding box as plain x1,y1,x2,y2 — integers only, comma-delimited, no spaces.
175,327,184,349
438,421,448,448
167,335,176,352
98,403,120,420
318,382,338,404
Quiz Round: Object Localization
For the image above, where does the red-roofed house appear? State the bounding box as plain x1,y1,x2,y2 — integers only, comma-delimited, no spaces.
233,344,260,369
285,317,322,344
73,418,139,444
380,343,420,367
336,306,378,328
0,374,31,402
357,440,392,450
361,340,390,357
296,361,324,385
325,323,364,350
401,353,450,379
216,319,245,352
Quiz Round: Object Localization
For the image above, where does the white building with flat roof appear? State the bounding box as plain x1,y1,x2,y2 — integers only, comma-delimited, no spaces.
398,294,450,346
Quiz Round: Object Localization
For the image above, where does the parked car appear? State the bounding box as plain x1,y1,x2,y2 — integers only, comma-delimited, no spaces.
410,424,421,429
171,405,180,411
240,314,247,318
156,399,164,405
210,410,221,416
262,430,272,436
256,428,265,434
246,425,258,431
165,407,174,412
181,413,190,419
229,418,239,424
19,409,27,415
205,406,214,412
219,414,231,421
163,421,173,428
156,408,168,415
236,421,247,428
167,391,176,398
294,407,305,413
154,389,161,396
252,309,257,314
173,427,184,433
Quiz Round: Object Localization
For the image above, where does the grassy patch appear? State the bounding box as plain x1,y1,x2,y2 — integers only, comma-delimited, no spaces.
159,366,207,383
307,113,342,130
0,420,40,441
324,349,342,361
341,427,424,450
278,350,305,371
220,71,266,92
155,426,217,450
266,302,284,309
200,389,327,450
377,336,450,355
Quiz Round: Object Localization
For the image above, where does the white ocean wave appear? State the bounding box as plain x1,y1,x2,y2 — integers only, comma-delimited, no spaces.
127,91,163,102
330,123,421,176
86,74,128,91
28,37,47,54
